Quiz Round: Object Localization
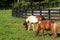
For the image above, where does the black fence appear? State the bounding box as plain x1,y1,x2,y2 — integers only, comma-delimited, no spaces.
12,3,60,20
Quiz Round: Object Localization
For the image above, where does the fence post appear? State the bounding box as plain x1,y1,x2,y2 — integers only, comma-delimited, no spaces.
40,9,42,15
59,9,60,20
12,8,15,16
48,9,50,20
12,7,18,17
12,7,20,17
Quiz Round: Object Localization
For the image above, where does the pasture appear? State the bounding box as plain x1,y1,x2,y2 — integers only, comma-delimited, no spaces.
0,10,60,40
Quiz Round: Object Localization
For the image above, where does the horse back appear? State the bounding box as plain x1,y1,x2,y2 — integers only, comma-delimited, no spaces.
45,20,54,29
39,20,54,30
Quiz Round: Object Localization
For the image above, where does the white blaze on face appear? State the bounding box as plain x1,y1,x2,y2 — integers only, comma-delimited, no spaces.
26,16,38,23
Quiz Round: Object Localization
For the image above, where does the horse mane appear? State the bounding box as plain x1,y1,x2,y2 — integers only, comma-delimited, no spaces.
41,15,46,20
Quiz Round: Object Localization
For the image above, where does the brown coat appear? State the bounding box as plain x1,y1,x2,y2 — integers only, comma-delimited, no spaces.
35,20,57,37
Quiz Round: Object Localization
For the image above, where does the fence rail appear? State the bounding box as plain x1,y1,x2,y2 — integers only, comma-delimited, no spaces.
12,4,60,20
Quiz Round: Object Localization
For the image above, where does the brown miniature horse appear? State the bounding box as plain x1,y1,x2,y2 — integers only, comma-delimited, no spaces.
23,15,45,31
35,20,57,37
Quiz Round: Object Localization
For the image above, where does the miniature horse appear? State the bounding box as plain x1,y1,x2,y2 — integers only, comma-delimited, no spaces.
23,15,45,31
35,20,57,37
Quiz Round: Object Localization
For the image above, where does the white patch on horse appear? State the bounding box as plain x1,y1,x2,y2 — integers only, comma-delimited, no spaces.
26,16,38,23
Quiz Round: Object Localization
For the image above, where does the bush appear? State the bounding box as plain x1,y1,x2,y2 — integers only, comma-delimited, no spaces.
13,3,20,8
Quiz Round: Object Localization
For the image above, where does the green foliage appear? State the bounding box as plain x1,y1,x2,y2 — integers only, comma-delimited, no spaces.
0,0,60,9
56,0,60,2
32,2,39,5
25,2,31,6
0,0,13,8
13,0,31,7
13,3,20,7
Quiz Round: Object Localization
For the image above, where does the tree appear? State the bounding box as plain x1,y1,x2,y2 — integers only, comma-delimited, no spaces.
0,0,14,9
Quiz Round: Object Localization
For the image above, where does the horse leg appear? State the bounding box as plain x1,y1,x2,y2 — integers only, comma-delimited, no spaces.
53,23,57,37
35,26,40,36
31,24,35,31
42,29,44,37
28,23,31,31
51,23,57,37
42,29,44,40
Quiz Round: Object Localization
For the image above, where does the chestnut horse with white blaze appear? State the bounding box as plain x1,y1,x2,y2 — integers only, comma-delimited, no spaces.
23,15,45,31
35,20,57,37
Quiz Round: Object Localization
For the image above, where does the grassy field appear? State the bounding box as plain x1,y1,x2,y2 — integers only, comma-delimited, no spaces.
0,10,60,40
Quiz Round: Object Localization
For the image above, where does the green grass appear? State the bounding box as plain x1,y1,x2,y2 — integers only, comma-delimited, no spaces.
0,10,60,40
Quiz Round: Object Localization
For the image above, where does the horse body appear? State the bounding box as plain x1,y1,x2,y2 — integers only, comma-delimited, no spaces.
35,20,57,37
39,20,54,30
26,16,38,23
23,15,45,31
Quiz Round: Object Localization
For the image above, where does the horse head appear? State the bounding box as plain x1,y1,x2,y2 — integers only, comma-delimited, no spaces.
36,15,46,21
23,21,28,30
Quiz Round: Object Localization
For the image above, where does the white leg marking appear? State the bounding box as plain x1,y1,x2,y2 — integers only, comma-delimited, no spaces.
28,23,30,31
32,24,35,31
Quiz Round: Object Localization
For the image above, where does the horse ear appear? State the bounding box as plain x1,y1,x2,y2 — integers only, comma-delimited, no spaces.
42,16,46,20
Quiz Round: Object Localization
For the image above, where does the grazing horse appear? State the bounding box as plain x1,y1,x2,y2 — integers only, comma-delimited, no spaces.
35,20,57,37
23,15,45,31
